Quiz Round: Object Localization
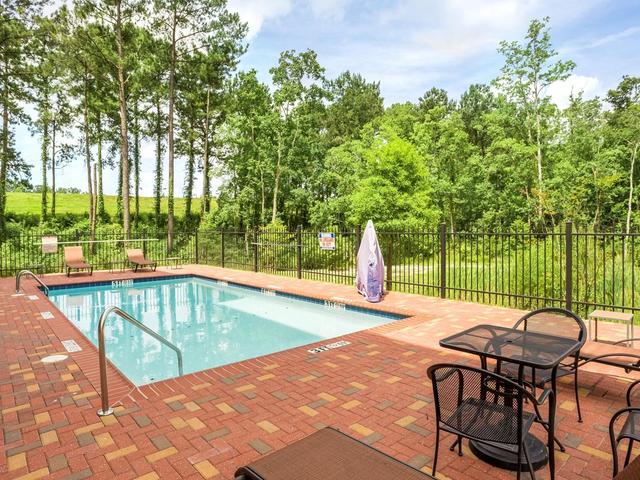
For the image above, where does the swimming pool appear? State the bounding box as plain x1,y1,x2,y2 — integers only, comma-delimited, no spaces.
48,276,403,385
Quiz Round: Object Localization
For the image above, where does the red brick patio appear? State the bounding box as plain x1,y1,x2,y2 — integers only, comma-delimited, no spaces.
0,266,634,479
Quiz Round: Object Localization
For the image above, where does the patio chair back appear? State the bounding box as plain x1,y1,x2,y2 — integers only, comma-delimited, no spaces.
514,307,587,343
64,246,85,264
127,248,145,261
428,363,537,445
627,380,640,406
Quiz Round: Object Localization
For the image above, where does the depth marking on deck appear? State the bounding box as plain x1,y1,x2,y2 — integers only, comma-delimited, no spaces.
28,295,39,300
61,340,82,353
308,340,350,354
40,311,54,320
11,293,25,297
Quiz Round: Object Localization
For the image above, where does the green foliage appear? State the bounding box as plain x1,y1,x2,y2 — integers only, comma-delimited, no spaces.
2,11,640,243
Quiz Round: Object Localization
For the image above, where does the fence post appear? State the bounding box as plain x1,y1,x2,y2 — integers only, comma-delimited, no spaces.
439,223,447,299
220,231,225,268
253,227,259,272
565,221,573,311
386,235,393,291
355,224,362,255
296,226,302,279
195,230,199,264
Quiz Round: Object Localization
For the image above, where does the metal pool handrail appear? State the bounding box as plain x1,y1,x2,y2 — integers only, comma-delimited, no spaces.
97,306,183,416
16,269,50,296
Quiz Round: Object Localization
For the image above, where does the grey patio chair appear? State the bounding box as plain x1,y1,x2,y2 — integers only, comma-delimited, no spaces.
610,380,640,478
428,363,554,480
497,307,587,423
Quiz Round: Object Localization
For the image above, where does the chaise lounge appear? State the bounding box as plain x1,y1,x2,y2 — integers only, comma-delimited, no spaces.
64,246,93,277
127,248,157,272
234,427,434,479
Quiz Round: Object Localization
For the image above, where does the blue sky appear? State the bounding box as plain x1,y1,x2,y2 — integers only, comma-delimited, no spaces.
17,0,640,197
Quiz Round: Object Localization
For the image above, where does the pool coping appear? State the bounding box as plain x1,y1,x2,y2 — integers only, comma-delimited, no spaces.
39,268,426,405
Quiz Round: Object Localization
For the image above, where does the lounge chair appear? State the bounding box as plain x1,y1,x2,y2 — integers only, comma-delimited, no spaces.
127,249,156,272
64,246,93,277
234,427,434,480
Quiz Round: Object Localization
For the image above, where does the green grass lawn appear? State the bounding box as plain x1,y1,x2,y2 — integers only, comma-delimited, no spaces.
6,192,201,218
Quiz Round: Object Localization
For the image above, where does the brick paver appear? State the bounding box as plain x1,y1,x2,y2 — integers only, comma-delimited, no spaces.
0,265,634,479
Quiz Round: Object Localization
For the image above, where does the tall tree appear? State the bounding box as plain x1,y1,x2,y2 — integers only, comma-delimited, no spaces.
606,77,640,234
74,0,143,238
269,49,326,223
0,1,43,237
153,0,246,249
459,84,495,157
494,17,575,226
325,71,384,146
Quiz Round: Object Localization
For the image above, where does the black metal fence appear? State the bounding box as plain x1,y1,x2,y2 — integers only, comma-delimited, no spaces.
2,222,639,318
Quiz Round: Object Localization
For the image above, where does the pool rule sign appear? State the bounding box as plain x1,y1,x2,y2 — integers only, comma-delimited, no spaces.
318,232,336,250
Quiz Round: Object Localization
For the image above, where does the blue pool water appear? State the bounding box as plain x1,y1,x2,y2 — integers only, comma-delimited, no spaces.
48,276,401,385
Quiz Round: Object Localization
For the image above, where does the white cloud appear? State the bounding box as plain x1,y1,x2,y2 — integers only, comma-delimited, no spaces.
307,0,350,20
548,74,601,109
563,25,640,53
227,0,294,39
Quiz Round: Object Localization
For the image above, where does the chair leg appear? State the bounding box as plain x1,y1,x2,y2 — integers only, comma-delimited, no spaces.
448,436,463,456
523,441,536,480
574,368,583,422
432,426,440,476
624,438,634,468
539,421,566,452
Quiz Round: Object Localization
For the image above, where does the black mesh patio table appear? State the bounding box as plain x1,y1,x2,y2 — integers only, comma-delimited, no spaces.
439,324,582,475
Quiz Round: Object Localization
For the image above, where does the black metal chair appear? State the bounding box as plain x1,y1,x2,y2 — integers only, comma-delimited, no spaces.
428,363,554,480
497,307,587,423
610,380,640,477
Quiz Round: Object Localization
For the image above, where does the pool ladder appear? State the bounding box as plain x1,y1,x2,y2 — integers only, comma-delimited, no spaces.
15,270,50,296
97,306,184,416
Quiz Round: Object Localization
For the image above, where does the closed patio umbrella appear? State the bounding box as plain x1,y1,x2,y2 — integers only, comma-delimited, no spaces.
356,220,385,302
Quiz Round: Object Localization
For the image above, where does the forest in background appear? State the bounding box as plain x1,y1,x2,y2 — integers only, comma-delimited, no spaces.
1,2,640,246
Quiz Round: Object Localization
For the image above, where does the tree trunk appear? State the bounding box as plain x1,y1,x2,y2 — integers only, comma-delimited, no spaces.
51,118,56,216
185,127,194,217
90,163,97,253
40,115,49,222
0,89,8,239
117,153,123,220
133,99,140,223
96,112,105,220
83,70,94,232
167,10,177,251
259,167,265,225
626,143,639,236
154,99,162,226
533,73,544,227
116,0,131,239
271,135,282,223
201,87,211,215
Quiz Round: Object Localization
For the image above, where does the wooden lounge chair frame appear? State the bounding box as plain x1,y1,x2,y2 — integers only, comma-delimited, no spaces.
64,246,93,277
579,338,640,374
234,427,434,480
127,248,157,273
